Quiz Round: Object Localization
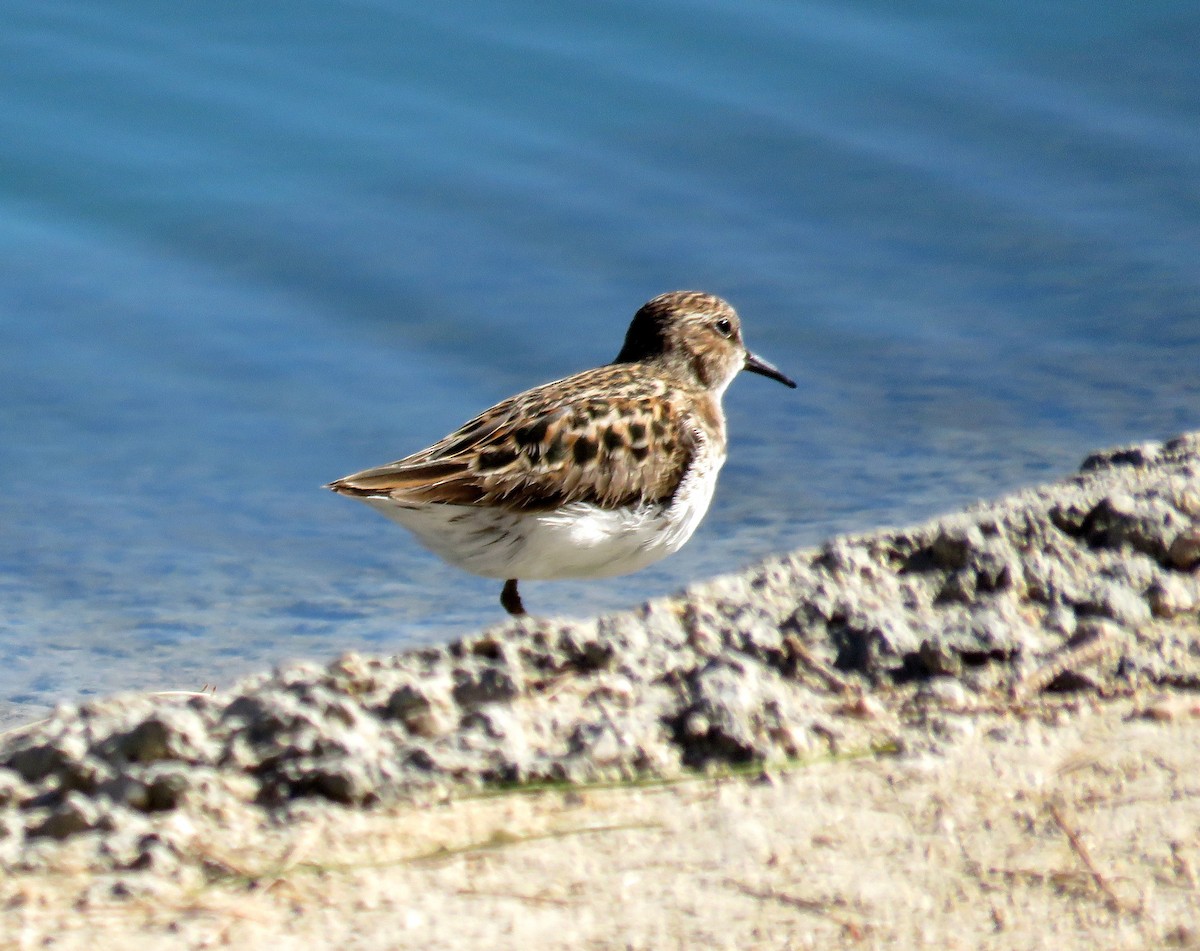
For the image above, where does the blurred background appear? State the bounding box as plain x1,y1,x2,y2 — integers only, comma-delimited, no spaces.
1,1,1197,720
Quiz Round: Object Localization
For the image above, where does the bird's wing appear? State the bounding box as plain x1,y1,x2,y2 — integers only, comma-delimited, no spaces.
327,370,699,512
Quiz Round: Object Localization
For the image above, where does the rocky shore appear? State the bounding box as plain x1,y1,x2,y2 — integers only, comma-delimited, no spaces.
2,432,1199,947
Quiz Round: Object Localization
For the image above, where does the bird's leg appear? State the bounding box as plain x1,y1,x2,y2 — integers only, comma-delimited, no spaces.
500,579,526,616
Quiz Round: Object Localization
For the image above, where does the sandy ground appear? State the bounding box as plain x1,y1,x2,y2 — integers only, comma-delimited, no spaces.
5,434,1200,949
4,694,1198,951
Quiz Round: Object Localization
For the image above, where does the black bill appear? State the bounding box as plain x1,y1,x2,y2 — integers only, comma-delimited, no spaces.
745,351,797,388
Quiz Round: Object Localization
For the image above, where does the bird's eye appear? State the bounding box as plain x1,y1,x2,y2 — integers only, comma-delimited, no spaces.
714,317,733,337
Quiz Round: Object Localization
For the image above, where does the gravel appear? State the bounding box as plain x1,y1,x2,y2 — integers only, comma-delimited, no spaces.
2,430,1199,869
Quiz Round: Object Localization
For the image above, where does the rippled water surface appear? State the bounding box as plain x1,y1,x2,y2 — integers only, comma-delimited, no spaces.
2,2,1198,719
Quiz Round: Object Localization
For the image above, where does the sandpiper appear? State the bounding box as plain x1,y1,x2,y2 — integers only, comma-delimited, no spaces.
327,290,796,615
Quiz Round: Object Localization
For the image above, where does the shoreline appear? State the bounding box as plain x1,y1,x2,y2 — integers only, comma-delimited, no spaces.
3,431,1199,946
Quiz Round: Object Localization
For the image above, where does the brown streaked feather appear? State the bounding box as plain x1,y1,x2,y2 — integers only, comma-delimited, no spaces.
326,363,707,512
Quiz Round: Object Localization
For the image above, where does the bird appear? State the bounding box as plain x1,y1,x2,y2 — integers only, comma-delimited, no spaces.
326,290,796,616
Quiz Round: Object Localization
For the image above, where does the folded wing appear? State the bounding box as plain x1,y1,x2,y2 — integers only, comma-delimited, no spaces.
327,369,696,512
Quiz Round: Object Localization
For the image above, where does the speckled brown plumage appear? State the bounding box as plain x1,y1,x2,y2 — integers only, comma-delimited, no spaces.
328,365,704,513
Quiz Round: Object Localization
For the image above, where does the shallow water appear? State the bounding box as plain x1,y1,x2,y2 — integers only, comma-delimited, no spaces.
2,2,1198,720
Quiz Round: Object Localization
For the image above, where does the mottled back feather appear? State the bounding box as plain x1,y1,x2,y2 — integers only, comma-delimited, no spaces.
328,363,707,512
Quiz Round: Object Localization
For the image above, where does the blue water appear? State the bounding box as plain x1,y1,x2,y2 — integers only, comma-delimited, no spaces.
2,2,1198,721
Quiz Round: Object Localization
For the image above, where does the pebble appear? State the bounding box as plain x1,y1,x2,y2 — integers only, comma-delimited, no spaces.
1168,528,1200,570
1148,576,1197,618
